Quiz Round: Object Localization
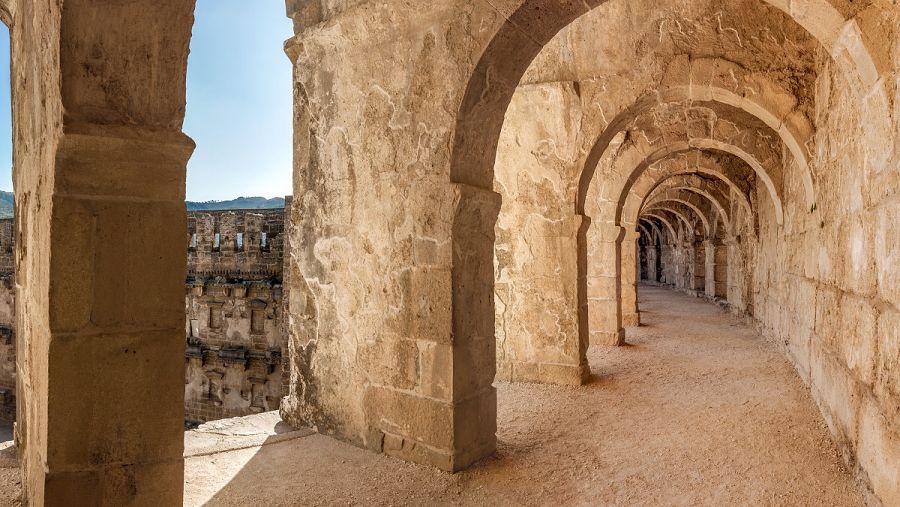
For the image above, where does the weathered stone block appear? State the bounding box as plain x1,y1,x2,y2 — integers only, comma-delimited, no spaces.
46,330,185,469
809,343,860,447
836,295,877,386
857,396,900,506
49,197,186,332
363,386,453,451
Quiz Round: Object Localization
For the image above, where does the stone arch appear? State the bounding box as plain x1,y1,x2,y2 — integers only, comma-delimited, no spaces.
0,0,12,27
642,212,679,240
637,222,653,241
645,197,711,240
442,0,892,473
604,140,784,227
644,182,732,237
644,205,697,239
584,101,786,219
667,188,731,238
642,207,696,288
638,218,663,247
452,0,890,191
623,160,752,233
582,103,782,334
638,151,755,220
644,195,718,293
577,56,818,214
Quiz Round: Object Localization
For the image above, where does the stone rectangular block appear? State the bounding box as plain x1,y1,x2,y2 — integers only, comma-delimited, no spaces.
857,396,900,506
46,330,185,469
49,197,186,333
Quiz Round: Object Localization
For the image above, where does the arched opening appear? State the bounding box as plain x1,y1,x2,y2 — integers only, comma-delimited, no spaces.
0,20,12,439
0,0,896,504
446,0,895,481
181,0,293,429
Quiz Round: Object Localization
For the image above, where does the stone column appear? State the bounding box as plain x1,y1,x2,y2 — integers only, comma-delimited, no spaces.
14,1,195,503
705,239,716,297
280,2,507,473
673,239,692,290
714,243,729,299
693,241,707,293
621,230,641,327
661,241,675,285
725,237,745,310
493,83,589,386
647,244,659,282
586,224,625,346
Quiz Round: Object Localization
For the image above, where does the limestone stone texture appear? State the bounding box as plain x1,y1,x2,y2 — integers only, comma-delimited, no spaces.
0,0,897,504
184,207,291,425
10,0,196,503
281,0,900,504
0,204,292,429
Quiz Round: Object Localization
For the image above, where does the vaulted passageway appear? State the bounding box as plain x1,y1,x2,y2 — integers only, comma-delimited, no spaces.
0,0,895,503
177,286,867,505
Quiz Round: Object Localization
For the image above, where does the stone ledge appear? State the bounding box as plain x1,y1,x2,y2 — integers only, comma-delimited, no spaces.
184,411,314,458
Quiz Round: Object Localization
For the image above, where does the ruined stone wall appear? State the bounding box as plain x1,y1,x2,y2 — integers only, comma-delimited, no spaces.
745,36,900,503
187,208,286,279
0,220,14,422
494,82,588,385
183,206,291,425
0,204,291,427
184,280,286,425
283,0,900,495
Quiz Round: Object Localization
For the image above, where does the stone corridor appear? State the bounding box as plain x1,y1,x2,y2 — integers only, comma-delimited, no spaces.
176,286,867,506
0,1,898,504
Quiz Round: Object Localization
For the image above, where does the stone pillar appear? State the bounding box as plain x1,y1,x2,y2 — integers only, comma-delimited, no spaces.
647,244,659,282
280,4,505,473
493,210,589,386
586,224,625,346
704,240,716,297
14,1,195,503
693,241,707,292
714,243,729,299
621,230,641,327
661,241,675,285
673,239,693,290
725,238,745,311
492,83,588,387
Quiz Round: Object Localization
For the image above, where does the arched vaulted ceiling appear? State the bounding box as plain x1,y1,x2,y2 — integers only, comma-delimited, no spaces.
476,0,892,240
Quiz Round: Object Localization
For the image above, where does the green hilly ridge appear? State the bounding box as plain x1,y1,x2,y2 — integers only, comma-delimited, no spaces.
0,193,285,219
186,196,285,211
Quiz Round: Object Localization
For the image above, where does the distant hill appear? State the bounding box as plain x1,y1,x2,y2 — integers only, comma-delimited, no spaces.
0,194,285,219
0,191,12,219
186,196,285,211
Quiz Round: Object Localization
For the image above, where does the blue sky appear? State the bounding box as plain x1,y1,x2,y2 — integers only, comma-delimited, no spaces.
0,24,9,193
0,2,294,201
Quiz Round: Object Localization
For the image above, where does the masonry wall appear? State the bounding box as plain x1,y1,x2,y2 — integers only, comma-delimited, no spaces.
0,203,292,427
187,207,286,279
635,44,900,504
746,47,900,503
185,205,291,425
493,82,587,385
0,219,13,422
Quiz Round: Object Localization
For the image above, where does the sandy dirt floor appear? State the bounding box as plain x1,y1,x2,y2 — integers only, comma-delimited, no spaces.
184,286,869,506
0,287,872,506
0,435,17,507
